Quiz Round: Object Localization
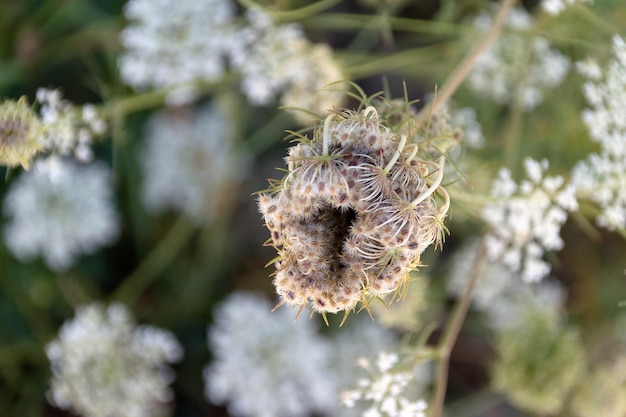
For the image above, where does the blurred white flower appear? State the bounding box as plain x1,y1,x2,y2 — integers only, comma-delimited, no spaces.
330,316,399,417
204,292,337,417
446,239,566,330
36,88,106,162
46,302,183,417
280,43,347,124
466,7,570,110
572,153,626,229
541,0,593,16
446,239,511,311
230,10,345,122
341,351,429,417
229,10,305,106
451,107,485,149
140,102,247,225
119,0,238,97
482,158,578,282
3,156,119,270
485,275,566,331
573,35,626,230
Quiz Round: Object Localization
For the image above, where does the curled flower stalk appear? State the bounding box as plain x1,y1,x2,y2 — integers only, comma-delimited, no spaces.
258,104,451,320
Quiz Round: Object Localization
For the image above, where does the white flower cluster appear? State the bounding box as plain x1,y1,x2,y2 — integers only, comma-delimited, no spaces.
331,317,400,409
204,291,400,417
341,352,429,417
482,158,578,282
446,240,511,311
418,96,485,151
446,240,566,330
572,35,626,230
119,0,345,119
541,0,593,16
46,302,183,417
36,88,106,162
466,7,570,110
119,0,237,95
204,292,336,417
3,157,119,270
140,102,247,225
231,10,345,123
451,107,485,149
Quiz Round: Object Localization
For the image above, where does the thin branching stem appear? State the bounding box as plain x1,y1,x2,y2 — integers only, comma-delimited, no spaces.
414,0,517,127
236,0,342,21
429,240,488,417
111,216,195,305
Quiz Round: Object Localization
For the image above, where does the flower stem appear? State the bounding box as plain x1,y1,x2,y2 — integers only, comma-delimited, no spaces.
344,43,456,80
414,0,517,127
307,13,466,36
429,240,488,417
111,216,195,305
236,0,343,21
503,92,524,171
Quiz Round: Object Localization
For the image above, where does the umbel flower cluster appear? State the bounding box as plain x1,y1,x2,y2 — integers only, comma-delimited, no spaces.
46,302,183,417
258,104,450,317
0,88,106,169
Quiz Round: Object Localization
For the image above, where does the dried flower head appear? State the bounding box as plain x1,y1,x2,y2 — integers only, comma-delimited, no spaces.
258,104,450,319
0,96,44,168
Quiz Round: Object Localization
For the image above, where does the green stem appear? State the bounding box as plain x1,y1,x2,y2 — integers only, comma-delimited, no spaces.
111,216,196,305
429,240,488,417
56,273,94,308
236,0,343,21
503,94,523,171
306,13,466,36
0,274,54,345
414,0,517,127
573,3,622,36
344,43,456,80
105,74,237,121
443,388,505,417
107,90,168,120
246,111,296,154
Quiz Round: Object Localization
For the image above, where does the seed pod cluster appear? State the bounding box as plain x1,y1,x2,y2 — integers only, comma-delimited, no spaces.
258,106,449,317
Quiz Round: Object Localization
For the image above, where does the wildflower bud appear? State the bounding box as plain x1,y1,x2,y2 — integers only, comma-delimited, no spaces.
0,96,44,169
259,105,450,318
